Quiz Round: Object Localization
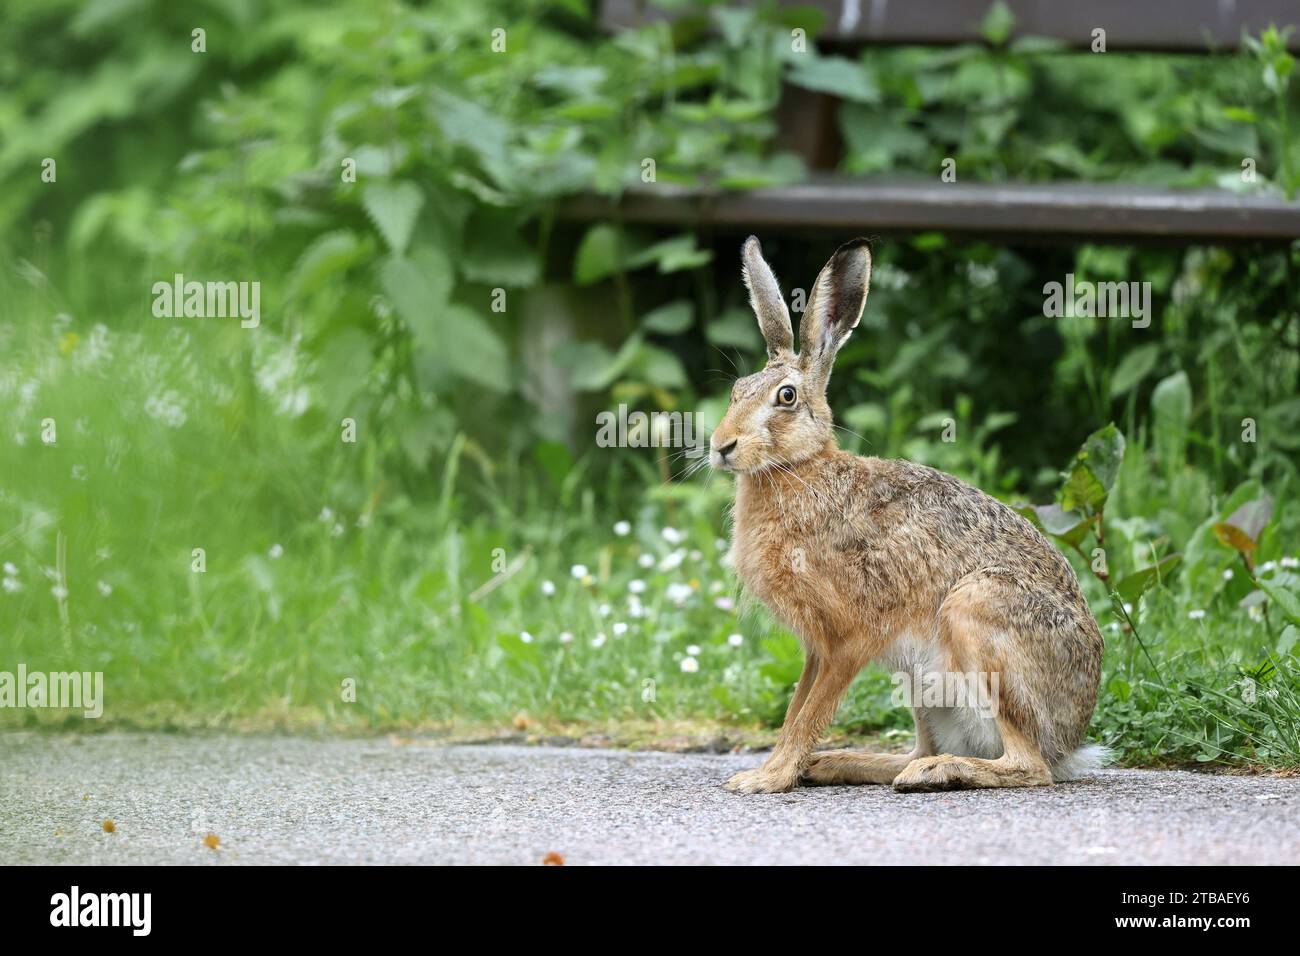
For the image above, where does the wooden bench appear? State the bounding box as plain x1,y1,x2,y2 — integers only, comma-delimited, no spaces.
559,176,1300,242
577,1,1300,242
603,0,1300,52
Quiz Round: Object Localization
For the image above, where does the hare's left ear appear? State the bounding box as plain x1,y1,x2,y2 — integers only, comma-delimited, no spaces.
799,239,871,387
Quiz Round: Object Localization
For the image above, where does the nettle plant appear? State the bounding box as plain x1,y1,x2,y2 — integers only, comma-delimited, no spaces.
842,7,1299,194
1019,418,1299,653
7,0,821,477
1212,494,1300,651
1018,424,1179,621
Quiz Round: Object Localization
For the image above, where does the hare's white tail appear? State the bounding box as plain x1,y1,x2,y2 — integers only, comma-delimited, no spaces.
1051,742,1113,782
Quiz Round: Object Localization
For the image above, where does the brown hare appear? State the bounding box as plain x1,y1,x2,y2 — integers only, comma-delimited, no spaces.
711,237,1107,794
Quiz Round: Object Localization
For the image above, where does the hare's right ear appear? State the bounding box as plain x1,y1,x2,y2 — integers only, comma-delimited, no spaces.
741,236,794,361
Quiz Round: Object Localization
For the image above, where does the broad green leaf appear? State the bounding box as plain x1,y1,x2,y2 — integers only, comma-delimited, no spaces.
288,230,368,300
642,301,693,334
1258,579,1300,626
429,89,513,187
1061,423,1125,512
383,248,509,391
574,224,625,285
716,153,807,190
629,343,688,389
432,304,511,391
1114,554,1182,606
979,0,1015,45
711,7,755,48
533,440,573,487
787,55,879,103
314,328,372,418
629,233,713,274
559,334,642,391
706,307,763,351
381,248,453,322
843,402,888,436
363,181,423,255
1033,504,1093,545
1222,106,1261,124
1151,371,1191,472
1108,344,1160,398
461,210,539,287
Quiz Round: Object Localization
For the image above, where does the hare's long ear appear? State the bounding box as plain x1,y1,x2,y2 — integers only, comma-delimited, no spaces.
741,236,794,361
799,239,871,388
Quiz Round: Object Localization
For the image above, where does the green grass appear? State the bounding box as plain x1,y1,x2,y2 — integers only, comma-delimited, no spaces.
1,294,1298,770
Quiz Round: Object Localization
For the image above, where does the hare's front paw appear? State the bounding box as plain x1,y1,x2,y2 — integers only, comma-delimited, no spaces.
724,767,798,794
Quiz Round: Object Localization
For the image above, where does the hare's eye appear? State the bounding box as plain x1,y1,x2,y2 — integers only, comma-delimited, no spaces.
776,385,797,407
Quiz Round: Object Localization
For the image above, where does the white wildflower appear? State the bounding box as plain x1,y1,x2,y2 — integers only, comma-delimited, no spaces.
143,390,187,428
665,582,693,605
659,550,685,572
680,656,699,673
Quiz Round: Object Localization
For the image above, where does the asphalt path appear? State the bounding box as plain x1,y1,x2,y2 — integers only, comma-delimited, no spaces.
2,733,1295,865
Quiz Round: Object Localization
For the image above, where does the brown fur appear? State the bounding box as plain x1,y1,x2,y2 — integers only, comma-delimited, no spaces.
712,238,1105,794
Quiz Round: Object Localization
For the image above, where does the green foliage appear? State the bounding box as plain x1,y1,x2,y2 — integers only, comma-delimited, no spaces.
838,15,1300,194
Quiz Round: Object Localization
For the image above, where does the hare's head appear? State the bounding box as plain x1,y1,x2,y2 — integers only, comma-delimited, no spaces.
709,237,871,474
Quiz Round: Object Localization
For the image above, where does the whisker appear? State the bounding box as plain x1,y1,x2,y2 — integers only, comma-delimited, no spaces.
831,421,874,451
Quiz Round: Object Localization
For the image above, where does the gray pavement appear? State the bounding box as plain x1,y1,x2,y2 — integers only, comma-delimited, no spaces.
1,732,1296,865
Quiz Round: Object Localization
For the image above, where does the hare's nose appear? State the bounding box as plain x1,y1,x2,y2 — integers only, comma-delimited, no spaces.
715,439,738,459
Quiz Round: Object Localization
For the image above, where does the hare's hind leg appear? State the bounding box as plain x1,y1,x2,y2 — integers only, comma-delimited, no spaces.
892,717,1052,792
893,569,1055,792
802,709,935,785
